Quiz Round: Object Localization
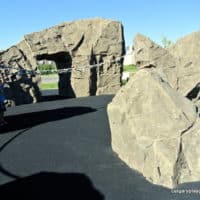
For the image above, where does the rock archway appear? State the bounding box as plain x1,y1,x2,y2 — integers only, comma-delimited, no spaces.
36,52,75,98
0,18,125,105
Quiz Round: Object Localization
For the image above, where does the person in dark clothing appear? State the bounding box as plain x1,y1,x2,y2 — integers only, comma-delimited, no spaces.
0,76,7,126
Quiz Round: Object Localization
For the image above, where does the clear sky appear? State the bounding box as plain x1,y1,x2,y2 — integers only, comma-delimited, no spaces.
0,0,200,50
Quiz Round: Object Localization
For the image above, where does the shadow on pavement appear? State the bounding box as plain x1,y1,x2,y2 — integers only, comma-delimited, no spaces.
0,128,33,179
0,106,96,134
40,95,69,102
0,172,104,200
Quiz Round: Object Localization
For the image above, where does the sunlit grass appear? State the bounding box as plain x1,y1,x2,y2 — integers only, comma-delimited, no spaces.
123,64,137,72
39,82,58,90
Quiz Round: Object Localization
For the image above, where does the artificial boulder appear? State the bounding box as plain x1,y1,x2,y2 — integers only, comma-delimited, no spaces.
133,32,200,99
107,68,200,188
133,33,178,89
0,18,125,105
0,64,41,106
168,31,200,101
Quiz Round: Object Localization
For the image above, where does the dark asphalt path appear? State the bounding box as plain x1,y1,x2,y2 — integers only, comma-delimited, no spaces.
0,94,200,199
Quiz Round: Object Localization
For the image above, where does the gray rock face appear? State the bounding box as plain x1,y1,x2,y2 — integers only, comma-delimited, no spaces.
134,32,200,99
0,64,41,106
168,32,200,100
107,68,200,188
0,18,125,105
134,34,178,90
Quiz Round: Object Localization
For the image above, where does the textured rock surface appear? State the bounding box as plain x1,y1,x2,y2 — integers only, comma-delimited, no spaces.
133,32,200,98
133,34,178,90
0,64,41,106
0,18,125,104
107,68,199,188
168,31,200,99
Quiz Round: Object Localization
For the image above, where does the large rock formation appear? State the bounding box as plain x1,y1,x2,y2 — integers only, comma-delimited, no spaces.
0,18,125,105
107,68,200,188
134,32,200,99
108,32,200,188
168,32,200,103
0,64,41,106
133,34,178,90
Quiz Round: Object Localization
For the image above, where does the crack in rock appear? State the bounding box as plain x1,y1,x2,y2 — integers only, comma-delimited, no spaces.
172,122,195,187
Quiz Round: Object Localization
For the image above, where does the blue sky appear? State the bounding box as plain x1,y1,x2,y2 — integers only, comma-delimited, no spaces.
0,0,200,50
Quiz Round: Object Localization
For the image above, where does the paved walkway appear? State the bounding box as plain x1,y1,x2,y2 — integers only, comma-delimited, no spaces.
0,95,199,199
41,74,59,84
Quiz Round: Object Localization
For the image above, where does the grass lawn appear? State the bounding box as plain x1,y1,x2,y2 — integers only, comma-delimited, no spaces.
123,64,137,72
122,64,137,86
39,82,58,90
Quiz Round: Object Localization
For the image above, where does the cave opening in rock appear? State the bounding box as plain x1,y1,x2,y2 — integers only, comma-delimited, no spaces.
36,52,75,98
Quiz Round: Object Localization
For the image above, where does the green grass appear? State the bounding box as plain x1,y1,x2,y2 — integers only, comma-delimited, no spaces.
38,64,57,75
123,64,137,72
39,82,58,90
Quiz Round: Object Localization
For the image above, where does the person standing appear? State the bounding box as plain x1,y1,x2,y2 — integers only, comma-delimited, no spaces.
0,77,7,126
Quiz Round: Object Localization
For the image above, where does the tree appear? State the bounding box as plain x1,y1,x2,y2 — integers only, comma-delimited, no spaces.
161,36,173,48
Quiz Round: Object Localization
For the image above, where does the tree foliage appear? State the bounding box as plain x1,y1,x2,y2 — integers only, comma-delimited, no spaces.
161,36,173,48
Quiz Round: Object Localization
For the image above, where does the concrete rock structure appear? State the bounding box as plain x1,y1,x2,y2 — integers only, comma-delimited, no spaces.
0,18,125,105
107,68,200,188
0,64,41,106
133,33,178,90
134,32,200,99
107,31,200,188
168,32,200,104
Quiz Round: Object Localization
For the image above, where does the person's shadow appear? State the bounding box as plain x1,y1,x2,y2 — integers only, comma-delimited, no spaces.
0,172,104,200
